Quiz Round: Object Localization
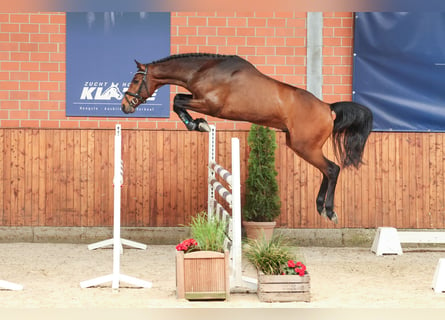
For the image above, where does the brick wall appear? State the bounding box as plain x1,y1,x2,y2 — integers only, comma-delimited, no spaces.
0,12,354,130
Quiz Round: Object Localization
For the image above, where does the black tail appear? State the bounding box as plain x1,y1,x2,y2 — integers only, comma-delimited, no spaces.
330,101,373,169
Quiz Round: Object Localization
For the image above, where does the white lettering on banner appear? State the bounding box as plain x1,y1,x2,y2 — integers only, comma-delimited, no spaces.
80,81,159,102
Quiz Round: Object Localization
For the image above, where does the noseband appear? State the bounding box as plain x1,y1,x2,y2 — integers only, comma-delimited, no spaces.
124,65,149,107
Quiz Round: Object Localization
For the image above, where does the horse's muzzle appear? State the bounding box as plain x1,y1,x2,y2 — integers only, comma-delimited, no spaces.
122,104,135,114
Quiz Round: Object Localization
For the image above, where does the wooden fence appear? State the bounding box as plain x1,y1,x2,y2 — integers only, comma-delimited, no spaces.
0,128,444,229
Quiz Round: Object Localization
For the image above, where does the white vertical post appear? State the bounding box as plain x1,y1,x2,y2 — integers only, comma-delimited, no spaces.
80,124,152,290
111,125,122,289
207,125,216,219
230,137,242,286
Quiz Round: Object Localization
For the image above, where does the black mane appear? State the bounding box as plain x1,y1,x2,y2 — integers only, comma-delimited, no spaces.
150,53,236,65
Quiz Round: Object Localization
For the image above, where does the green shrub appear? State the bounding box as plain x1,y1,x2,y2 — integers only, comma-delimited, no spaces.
243,124,281,222
245,236,293,275
190,211,226,253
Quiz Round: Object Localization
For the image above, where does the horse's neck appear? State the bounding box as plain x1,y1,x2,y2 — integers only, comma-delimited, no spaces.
149,60,196,87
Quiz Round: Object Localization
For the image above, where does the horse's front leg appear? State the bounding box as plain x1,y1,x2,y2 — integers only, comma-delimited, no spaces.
173,94,210,132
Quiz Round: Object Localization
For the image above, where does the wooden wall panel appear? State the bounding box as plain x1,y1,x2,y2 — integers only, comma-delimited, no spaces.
0,128,445,230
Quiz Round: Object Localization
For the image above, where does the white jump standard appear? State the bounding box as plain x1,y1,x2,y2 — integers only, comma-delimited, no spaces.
207,125,257,291
0,279,23,291
80,125,152,290
372,227,445,256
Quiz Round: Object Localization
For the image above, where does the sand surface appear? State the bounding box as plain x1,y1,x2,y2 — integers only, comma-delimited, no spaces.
1,243,445,308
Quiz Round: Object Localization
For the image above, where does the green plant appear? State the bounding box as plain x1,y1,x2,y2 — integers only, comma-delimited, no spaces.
189,211,226,253
245,236,293,275
243,124,281,222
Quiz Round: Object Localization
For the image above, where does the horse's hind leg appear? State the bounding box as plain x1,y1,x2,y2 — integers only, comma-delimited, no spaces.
173,94,210,132
321,158,340,223
316,174,328,214
289,139,340,223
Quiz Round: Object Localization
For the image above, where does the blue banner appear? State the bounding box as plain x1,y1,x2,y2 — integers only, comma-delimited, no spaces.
353,12,445,132
66,12,170,118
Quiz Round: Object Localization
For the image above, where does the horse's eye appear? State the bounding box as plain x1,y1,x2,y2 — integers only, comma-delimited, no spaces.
132,79,139,84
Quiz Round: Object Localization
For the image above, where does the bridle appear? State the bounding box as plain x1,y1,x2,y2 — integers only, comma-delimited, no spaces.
124,64,149,108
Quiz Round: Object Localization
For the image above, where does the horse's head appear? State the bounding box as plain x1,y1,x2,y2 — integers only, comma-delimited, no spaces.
121,60,152,114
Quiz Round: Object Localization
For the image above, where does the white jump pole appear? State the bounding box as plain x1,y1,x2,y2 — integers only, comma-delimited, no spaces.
0,280,23,291
87,125,146,252
80,124,152,290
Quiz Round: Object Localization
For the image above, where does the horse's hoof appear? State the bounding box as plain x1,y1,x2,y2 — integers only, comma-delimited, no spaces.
320,208,327,218
330,212,338,224
196,119,210,132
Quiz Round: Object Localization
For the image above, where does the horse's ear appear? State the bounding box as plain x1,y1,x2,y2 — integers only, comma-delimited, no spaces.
134,59,143,69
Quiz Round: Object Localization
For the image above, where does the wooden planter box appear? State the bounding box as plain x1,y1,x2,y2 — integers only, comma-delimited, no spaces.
258,271,310,302
176,250,230,300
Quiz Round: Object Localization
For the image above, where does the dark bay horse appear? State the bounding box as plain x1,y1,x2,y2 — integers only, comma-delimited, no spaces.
121,53,373,223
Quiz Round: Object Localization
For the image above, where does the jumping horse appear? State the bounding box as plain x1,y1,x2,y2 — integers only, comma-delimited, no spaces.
121,53,373,223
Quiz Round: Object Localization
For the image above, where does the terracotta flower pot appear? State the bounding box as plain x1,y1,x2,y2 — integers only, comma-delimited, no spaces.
242,221,276,241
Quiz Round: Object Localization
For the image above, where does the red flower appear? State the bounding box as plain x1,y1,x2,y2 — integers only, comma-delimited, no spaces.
287,260,296,268
176,238,199,253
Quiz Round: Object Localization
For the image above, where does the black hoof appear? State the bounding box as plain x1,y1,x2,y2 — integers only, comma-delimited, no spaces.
195,118,210,132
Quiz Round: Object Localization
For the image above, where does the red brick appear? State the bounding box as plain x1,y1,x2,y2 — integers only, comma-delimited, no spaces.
198,27,217,36
188,17,207,26
20,120,40,127
1,81,19,90
0,13,9,22
20,42,38,51
276,27,294,37
20,81,38,90
228,18,247,27
30,14,49,24
38,43,58,52
227,37,246,46
217,27,236,36
10,90,28,100
0,42,18,51
208,17,227,27
30,71,49,81
248,18,267,27
50,14,65,24
60,121,80,128
30,33,49,42
276,47,294,56
11,14,30,23
266,55,286,65
237,46,255,56
334,27,352,37
40,81,59,91
246,37,265,46
236,27,254,36
1,23,19,32
10,110,28,119
20,24,39,33
40,62,59,72
256,27,274,37
178,27,197,36
276,66,294,75
11,33,29,42
188,36,206,45
267,18,286,28
40,120,60,128
1,120,20,127
285,37,305,47
50,34,65,43
208,36,226,46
